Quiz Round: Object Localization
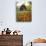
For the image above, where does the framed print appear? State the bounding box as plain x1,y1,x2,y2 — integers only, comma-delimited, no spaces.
16,0,32,22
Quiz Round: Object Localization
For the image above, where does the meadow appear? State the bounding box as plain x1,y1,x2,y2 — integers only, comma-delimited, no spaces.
16,11,32,22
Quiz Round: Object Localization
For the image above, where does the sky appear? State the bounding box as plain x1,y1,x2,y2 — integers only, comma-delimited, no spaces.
16,0,32,7
0,0,46,46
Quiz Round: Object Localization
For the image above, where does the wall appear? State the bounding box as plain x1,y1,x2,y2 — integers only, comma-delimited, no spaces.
32,0,46,39
0,0,46,45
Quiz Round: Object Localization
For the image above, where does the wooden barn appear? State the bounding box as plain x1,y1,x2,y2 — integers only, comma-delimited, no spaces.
20,4,26,11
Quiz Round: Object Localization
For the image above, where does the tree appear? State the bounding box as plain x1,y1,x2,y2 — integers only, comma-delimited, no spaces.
26,1,32,11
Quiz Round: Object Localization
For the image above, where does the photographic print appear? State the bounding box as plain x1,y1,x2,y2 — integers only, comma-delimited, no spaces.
16,0,32,22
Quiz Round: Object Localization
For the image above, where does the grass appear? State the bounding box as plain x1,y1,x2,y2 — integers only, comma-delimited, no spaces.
16,11,32,22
